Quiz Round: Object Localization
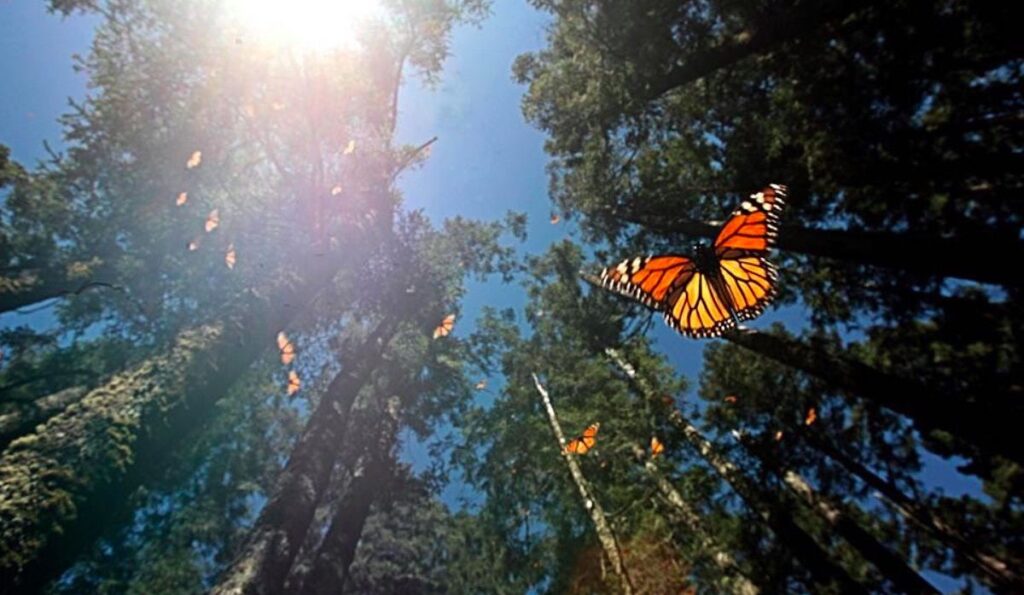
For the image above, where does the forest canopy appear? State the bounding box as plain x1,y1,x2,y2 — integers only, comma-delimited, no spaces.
0,0,1020,593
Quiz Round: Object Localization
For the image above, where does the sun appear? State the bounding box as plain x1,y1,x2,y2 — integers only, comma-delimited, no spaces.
226,0,384,53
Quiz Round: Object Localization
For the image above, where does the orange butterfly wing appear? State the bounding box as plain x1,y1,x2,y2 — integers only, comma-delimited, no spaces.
713,184,785,322
650,436,665,458
287,370,301,396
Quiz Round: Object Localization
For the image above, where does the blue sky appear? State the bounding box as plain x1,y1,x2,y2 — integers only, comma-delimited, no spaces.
0,1,989,591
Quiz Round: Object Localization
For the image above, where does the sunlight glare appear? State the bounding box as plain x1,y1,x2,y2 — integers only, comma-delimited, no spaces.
228,0,384,53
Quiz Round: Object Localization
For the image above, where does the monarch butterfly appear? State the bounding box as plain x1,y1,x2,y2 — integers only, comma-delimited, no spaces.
474,379,487,390
650,436,665,459
433,314,455,339
225,244,236,269
599,184,786,338
277,331,296,365
564,422,600,455
287,370,301,396
205,209,220,233
804,407,817,426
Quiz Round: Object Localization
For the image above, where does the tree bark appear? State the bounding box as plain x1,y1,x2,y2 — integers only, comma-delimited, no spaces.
621,214,1024,287
804,432,1024,591
533,373,634,595
631,444,759,595
722,328,1024,468
605,349,868,595
0,246,358,594
0,386,87,449
295,394,401,595
212,319,399,595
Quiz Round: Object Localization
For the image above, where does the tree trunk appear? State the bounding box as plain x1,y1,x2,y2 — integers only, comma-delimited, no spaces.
768,459,940,594
0,386,87,448
804,432,1024,591
212,319,399,595
0,261,120,316
621,214,1024,287
295,394,401,595
0,245,359,594
643,0,867,102
605,349,868,595
723,328,1024,468
533,373,634,595
631,444,760,595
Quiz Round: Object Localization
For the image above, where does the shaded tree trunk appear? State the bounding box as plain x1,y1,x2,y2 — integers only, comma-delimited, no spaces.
295,394,402,595
0,261,120,316
621,214,1024,287
605,349,868,595
533,373,634,595
212,318,399,595
631,444,760,595
643,0,867,102
0,246,360,594
0,386,87,448
804,431,1024,591
760,455,940,594
723,328,1024,468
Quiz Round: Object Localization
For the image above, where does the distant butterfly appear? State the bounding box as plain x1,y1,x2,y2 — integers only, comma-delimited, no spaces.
186,150,202,169
650,436,665,459
287,370,301,396
724,395,738,404
550,213,561,224
599,184,786,338
205,209,220,233
474,379,487,390
804,407,817,426
277,331,296,365
330,184,343,196
176,191,188,206
433,314,455,339
343,140,356,155
564,422,600,455
225,244,236,269
188,239,200,252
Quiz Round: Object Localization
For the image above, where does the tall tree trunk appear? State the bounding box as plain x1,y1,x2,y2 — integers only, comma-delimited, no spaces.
0,386,87,449
804,431,1024,591
295,394,402,595
753,449,941,594
212,318,400,595
532,373,635,595
605,349,869,595
620,214,1023,287
630,444,760,595
643,0,867,102
723,328,1024,468
0,245,360,594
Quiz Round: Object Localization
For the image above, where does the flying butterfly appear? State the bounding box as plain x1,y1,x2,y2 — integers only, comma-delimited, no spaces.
433,314,455,339
277,331,296,365
287,370,301,396
598,184,786,338
205,209,220,233
225,244,237,269
650,436,665,459
564,422,600,455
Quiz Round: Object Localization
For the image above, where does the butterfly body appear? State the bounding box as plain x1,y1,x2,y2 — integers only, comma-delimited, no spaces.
600,185,786,338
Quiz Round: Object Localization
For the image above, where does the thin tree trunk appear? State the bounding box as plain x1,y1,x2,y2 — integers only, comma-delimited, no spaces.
620,214,1024,287
722,328,1024,468
605,349,868,595
631,444,760,595
0,386,87,448
532,373,634,595
642,0,866,102
0,245,360,593
805,432,1024,591
212,319,399,595
296,394,401,595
